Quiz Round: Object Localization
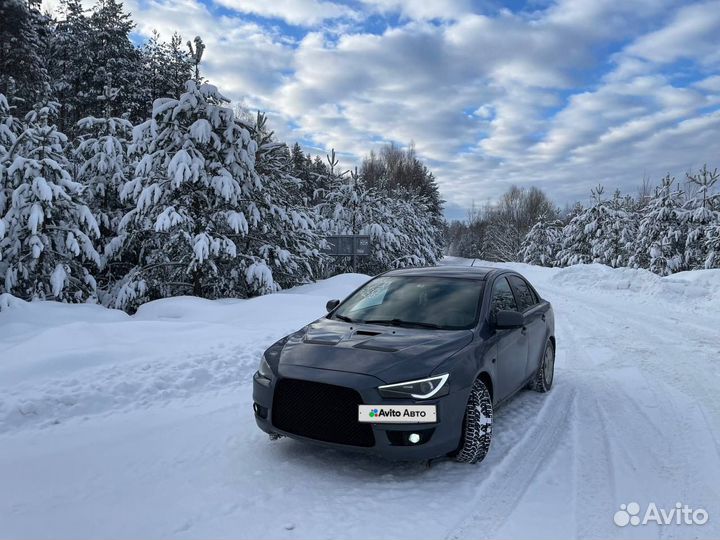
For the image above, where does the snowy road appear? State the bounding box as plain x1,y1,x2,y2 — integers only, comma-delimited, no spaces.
1,262,719,539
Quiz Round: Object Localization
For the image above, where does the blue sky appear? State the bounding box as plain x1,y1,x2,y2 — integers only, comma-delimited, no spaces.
47,0,720,219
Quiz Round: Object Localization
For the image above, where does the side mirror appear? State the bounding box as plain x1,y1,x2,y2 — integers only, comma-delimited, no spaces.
495,310,524,329
326,299,340,312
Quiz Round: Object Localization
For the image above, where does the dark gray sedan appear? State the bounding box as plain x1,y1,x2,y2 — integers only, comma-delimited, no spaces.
252,266,555,464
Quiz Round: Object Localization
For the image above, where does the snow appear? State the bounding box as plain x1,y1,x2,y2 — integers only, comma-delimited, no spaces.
28,202,44,234
49,263,67,297
2,262,720,538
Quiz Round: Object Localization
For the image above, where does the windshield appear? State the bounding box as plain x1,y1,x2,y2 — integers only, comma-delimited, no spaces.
331,276,483,330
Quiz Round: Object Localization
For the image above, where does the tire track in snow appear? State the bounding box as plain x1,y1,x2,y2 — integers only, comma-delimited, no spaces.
547,287,720,537
445,381,577,539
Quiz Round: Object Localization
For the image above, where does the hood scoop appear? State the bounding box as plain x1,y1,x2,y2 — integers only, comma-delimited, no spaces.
352,333,427,353
353,342,398,352
302,328,343,346
354,330,382,337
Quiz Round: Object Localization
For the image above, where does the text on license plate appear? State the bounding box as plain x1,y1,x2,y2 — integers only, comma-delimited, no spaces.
358,404,437,423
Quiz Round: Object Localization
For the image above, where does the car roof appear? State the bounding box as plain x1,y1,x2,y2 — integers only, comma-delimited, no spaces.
382,265,499,281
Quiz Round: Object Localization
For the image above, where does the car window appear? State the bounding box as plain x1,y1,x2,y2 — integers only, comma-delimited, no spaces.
348,278,390,311
508,276,537,312
491,277,517,316
333,276,483,330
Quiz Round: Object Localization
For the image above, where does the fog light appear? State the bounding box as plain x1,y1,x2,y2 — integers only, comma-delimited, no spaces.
253,402,268,419
408,433,421,444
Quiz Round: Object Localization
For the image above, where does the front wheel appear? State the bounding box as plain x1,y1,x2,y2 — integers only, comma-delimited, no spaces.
531,340,555,393
454,377,493,464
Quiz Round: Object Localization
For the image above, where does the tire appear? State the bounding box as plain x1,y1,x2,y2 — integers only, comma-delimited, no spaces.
531,340,555,393
454,377,493,464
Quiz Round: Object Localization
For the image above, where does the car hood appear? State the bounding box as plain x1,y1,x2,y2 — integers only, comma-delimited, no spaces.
279,318,474,383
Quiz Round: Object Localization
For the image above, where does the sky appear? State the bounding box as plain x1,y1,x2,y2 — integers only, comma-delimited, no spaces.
44,0,720,220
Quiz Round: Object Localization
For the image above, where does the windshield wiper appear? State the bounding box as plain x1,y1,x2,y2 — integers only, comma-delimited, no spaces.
363,318,441,329
334,314,355,323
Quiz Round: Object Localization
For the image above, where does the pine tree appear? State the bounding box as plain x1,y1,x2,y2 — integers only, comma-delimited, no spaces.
140,31,193,117
630,175,687,275
683,165,719,270
706,223,720,269
290,142,318,204
0,93,20,278
0,0,51,112
588,188,634,268
0,101,100,301
74,79,133,295
250,112,323,289
49,0,96,133
88,0,144,121
519,216,562,266
556,202,593,267
0,93,21,155
112,79,324,308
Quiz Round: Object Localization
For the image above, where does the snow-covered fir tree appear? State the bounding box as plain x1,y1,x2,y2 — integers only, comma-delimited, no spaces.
519,216,562,266
589,188,635,268
88,0,144,120
0,0,51,112
555,187,636,268
630,175,687,275
555,202,592,267
74,80,133,292
683,165,719,270
249,112,324,289
0,101,101,301
48,0,96,133
706,222,720,269
0,93,21,156
112,79,321,308
140,31,194,115
383,188,444,270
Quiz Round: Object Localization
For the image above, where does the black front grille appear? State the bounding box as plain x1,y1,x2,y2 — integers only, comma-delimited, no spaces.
272,378,375,447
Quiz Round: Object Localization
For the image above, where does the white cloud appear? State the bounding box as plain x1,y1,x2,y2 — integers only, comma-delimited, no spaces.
625,0,720,67
360,0,472,20
213,0,356,26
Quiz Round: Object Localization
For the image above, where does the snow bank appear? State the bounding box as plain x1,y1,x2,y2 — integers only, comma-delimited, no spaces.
550,263,720,306
442,256,720,307
0,273,370,433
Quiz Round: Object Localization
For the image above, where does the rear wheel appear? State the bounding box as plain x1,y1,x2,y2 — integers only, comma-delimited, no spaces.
454,377,493,464
531,340,555,393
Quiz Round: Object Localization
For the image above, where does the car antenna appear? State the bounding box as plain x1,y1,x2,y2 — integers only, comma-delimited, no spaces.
470,258,476,267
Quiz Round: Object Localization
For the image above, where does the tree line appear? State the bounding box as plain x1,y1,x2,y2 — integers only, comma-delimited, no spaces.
447,168,720,275
0,0,444,310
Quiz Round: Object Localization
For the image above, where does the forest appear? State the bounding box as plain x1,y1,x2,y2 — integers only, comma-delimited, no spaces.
0,0,444,310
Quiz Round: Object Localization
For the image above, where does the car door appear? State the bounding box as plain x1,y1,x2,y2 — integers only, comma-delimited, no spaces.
507,275,545,381
490,276,529,402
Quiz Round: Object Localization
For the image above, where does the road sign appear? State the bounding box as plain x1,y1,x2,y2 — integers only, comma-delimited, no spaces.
322,235,371,256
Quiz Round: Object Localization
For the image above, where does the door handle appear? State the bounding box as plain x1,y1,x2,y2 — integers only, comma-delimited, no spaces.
541,314,546,322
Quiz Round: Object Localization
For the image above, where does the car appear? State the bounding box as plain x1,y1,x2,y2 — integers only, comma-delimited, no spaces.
252,266,555,464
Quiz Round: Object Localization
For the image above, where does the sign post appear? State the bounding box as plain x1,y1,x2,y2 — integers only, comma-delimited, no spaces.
321,235,371,273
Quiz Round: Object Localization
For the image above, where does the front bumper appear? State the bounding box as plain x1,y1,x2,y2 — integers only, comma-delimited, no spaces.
252,364,469,461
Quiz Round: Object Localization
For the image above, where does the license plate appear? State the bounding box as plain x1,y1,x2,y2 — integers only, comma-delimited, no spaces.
358,404,437,423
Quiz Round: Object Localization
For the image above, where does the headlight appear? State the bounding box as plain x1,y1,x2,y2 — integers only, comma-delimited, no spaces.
257,355,273,380
378,374,449,399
